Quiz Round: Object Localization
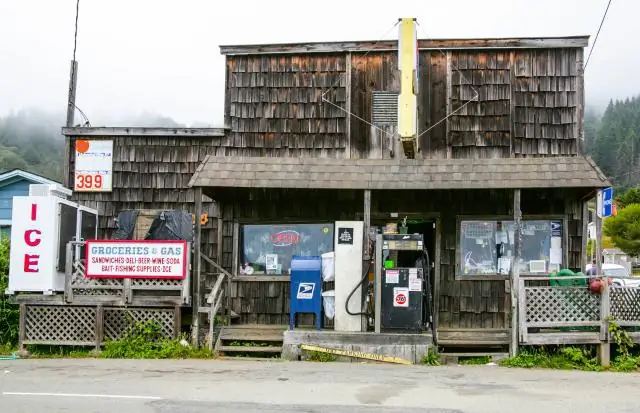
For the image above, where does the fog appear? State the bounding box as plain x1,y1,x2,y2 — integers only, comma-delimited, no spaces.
0,0,632,126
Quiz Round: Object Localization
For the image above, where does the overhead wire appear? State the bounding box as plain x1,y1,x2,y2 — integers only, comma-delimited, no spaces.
320,21,401,139
584,0,613,70
320,19,479,145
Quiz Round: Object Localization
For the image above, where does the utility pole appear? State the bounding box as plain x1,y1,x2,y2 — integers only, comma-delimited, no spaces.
62,60,78,188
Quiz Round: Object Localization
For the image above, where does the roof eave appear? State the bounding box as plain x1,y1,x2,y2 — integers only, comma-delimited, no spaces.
61,126,229,138
220,36,590,56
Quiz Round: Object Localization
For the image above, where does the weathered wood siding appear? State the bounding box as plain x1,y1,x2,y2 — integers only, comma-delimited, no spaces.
224,47,584,160
224,54,348,158
213,188,361,325
212,187,584,330
66,135,221,258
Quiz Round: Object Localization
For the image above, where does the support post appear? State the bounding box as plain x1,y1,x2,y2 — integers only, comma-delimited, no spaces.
63,60,78,188
362,189,372,331
510,189,522,357
192,187,203,346
95,305,104,352
595,204,603,276
174,305,182,339
363,190,371,259
581,199,589,270
345,52,352,159
18,303,26,351
599,276,611,367
374,233,382,334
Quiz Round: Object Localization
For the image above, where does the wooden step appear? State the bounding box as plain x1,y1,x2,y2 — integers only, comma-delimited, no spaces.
219,326,286,342
218,345,283,353
439,352,509,358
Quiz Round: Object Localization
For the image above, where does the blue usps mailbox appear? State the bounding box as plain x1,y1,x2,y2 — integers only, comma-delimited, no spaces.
289,255,322,331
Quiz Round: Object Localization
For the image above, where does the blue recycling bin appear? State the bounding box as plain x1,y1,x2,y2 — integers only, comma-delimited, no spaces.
289,255,322,330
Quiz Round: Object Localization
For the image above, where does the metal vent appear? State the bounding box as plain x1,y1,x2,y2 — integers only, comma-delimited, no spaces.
371,91,398,125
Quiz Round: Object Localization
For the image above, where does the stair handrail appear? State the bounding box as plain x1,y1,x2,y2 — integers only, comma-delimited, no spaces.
201,253,230,350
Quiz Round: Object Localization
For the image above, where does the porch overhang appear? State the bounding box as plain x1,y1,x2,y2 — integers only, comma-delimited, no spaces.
189,155,610,191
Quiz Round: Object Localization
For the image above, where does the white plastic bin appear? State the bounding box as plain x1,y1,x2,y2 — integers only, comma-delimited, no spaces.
322,290,336,320
321,251,335,282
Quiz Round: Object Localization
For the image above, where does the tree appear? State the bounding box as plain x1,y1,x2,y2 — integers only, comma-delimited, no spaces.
616,187,640,209
603,203,640,256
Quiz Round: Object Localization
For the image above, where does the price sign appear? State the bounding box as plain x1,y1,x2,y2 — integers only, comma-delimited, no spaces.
74,140,113,192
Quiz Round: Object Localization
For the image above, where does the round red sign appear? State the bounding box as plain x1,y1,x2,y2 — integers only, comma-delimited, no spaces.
395,293,407,305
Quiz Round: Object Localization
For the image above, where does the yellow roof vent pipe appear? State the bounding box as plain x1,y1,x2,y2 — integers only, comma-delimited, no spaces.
397,17,419,159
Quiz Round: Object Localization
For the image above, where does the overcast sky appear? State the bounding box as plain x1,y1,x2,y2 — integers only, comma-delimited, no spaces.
0,0,632,126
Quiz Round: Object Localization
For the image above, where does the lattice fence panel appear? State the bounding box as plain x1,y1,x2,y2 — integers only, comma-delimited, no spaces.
70,259,124,297
103,308,175,341
525,287,600,325
131,278,184,289
25,306,97,345
611,286,640,324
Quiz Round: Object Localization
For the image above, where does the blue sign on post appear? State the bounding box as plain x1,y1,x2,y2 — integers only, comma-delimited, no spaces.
289,256,322,331
600,187,613,218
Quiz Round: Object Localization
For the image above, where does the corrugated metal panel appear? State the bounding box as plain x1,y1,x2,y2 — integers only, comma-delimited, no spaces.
372,91,398,124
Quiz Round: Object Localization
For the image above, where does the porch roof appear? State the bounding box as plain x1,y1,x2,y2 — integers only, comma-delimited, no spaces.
188,155,610,190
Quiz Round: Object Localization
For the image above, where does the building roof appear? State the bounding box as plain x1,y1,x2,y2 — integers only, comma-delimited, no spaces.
220,36,589,56
0,168,62,188
189,155,610,190
61,126,227,137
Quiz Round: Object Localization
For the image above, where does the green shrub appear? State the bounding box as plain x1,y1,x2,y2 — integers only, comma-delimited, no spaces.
0,238,19,348
101,319,214,359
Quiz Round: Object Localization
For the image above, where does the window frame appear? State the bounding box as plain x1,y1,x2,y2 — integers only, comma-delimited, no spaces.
455,214,567,281
234,220,335,282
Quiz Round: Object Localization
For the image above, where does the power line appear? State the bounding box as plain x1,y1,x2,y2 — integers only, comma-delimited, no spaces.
584,0,612,70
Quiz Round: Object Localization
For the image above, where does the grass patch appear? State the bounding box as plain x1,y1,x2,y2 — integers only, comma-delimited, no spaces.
459,356,491,365
101,320,214,359
306,350,337,362
500,346,603,371
421,349,440,366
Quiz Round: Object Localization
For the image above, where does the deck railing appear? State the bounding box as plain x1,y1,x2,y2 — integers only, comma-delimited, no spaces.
519,275,640,346
64,241,191,306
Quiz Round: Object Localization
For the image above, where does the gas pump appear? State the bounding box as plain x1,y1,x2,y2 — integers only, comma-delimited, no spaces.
332,222,432,335
374,233,432,333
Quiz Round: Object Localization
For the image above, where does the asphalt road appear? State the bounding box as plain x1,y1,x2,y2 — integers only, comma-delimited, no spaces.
1,358,639,412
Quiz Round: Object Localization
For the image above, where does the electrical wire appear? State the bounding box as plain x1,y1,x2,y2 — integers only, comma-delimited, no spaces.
321,21,401,140
584,0,613,70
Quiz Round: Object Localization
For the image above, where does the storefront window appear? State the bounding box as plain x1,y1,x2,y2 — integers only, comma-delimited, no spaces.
240,223,334,275
459,219,563,276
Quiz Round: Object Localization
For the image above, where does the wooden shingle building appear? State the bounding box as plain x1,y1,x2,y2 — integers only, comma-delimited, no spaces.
62,33,610,354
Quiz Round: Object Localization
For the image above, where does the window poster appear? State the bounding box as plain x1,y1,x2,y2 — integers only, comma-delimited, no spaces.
240,223,334,275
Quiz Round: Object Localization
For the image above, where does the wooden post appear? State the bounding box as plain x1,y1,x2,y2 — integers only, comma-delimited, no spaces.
63,60,78,188
192,187,203,346
595,204,603,276
445,52,452,159
18,303,27,351
95,305,104,351
345,52,352,159
581,200,589,270
599,276,611,367
363,190,371,259
510,189,522,357
173,305,182,339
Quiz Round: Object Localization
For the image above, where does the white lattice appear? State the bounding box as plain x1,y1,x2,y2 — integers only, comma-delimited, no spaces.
611,286,640,324
131,278,183,289
24,306,97,345
103,308,175,341
70,259,124,297
525,287,600,326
